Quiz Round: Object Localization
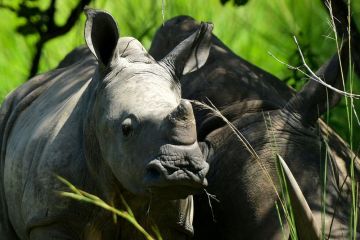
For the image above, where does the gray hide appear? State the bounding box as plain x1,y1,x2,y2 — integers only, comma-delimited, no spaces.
149,16,359,239
0,10,214,240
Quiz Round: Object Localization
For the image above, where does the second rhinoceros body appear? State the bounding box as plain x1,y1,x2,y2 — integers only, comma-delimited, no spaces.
149,16,359,239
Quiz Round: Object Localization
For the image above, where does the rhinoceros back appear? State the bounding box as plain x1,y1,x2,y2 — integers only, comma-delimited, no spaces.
0,53,97,239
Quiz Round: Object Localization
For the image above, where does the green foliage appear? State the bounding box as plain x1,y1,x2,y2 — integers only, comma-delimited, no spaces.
0,6,35,100
0,0,359,145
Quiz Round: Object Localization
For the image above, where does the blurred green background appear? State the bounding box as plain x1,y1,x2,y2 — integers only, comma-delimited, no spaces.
0,0,359,148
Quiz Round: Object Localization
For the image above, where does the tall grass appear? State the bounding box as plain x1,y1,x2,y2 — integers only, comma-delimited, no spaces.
325,1,359,238
269,0,360,238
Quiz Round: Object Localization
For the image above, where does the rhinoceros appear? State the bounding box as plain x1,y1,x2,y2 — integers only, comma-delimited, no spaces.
0,10,214,240
149,16,360,239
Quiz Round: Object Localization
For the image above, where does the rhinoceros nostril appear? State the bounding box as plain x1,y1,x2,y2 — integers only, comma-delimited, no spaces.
146,166,162,180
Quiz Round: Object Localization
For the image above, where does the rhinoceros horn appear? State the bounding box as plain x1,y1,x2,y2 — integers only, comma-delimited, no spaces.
277,155,321,240
160,22,213,78
165,99,197,145
283,41,349,125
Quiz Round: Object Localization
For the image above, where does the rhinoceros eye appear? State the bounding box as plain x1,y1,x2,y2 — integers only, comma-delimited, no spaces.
121,118,133,137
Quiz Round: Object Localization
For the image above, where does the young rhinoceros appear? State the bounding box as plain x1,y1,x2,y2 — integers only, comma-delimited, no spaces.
0,9,213,240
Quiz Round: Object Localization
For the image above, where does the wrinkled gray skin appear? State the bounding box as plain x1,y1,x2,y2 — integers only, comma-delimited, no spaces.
0,10,214,240
149,16,360,239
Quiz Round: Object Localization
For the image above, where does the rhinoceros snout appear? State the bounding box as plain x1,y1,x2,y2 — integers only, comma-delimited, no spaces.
144,142,209,198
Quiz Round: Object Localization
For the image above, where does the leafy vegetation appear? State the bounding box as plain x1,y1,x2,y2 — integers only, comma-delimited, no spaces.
0,0,359,147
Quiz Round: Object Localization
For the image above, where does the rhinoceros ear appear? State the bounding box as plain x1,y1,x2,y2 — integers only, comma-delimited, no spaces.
84,8,119,67
283,43,348,125
160,22,213,78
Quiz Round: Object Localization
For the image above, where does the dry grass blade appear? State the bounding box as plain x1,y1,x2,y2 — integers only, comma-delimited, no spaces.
269,42,360,100
293,36,360,99
161,0,166,25
203,188,220,222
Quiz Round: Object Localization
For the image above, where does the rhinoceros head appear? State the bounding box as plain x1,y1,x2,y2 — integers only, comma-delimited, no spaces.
84,9,212,199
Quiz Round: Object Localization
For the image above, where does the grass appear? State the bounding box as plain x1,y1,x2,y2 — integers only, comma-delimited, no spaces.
271,1,360,238
324,1,359,238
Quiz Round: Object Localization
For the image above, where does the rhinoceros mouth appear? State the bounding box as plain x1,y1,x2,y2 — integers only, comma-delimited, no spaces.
143,156,208,199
